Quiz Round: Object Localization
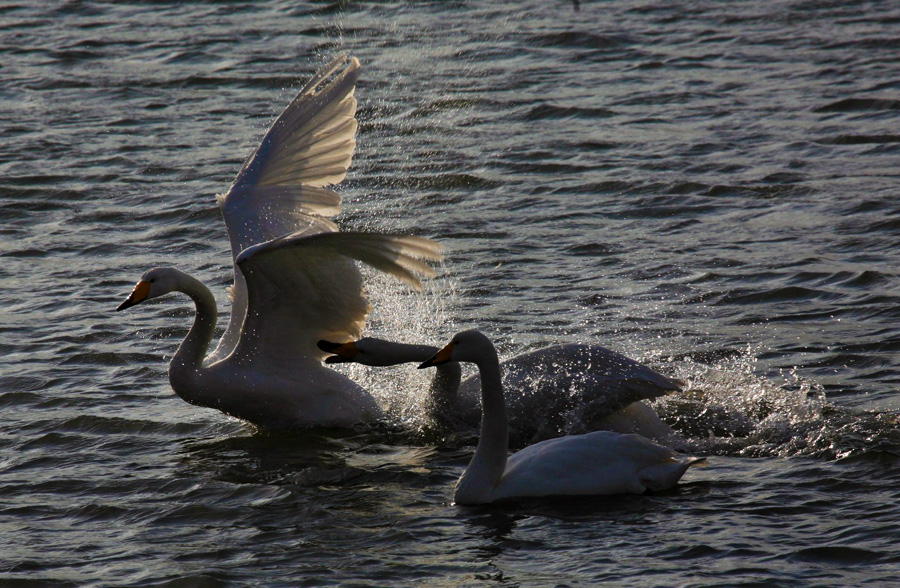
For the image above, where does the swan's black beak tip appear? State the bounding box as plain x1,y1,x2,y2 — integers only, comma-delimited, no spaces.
418,354,441,369
318,340,354,364
419,342,453,368
116,299,135,311
117,280,151,312
317,340,340,353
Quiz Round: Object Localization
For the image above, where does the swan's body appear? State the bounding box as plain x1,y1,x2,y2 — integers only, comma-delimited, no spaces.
318,337,678,445
419,330,705,505
117,56,441,429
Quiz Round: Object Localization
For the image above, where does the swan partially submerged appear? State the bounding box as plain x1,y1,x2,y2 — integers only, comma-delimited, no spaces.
117,56,442,429
419,330,705,505
318,336,679,445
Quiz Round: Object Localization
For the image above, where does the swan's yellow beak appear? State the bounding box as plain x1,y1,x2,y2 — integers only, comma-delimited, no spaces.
418,341,454,368
117,280,151,311
317,340,357,364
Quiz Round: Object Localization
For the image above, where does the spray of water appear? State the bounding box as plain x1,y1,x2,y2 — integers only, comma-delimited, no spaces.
655,346,837,458
326,268,460,431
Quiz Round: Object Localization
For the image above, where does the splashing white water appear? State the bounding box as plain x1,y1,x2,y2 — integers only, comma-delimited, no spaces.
656,346,831,457
329,268,461,429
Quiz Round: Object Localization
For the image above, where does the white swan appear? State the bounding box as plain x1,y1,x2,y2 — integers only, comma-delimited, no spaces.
317,337,678,445
419,330,705,505
116,55,442,429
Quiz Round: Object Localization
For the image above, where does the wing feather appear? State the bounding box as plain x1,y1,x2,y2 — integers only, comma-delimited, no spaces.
232,231,443,367
221,55,361,258
206,56,362,364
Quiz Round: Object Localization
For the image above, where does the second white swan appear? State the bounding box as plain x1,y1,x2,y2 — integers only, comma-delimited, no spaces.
419,330,705,505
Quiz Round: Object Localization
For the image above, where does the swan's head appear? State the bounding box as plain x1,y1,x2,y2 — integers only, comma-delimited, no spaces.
418,329,493,368
116,267,183,311
317,337,398,366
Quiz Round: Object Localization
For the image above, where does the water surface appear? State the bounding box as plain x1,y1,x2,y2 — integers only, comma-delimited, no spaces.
2,1,900,585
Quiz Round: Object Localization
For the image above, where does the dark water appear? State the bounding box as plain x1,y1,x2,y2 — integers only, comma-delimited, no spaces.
3,1,900,585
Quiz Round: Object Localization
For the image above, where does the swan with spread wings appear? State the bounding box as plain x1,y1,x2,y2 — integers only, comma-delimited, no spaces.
117,56,442,429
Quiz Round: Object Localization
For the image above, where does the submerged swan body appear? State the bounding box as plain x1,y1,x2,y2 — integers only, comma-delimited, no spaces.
419,330,705,505
117,56,442,429
318,337,679,445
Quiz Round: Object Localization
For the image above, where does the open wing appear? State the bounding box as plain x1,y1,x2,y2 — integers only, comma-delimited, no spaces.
219,54,360,254
207,55,361,364
501,344,681,409
456,344,683,445
231,231,443,371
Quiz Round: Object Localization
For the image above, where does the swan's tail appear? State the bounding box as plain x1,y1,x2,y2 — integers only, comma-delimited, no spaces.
640,455,707,491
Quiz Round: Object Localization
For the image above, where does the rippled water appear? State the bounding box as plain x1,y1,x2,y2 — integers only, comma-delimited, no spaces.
3,1,900,585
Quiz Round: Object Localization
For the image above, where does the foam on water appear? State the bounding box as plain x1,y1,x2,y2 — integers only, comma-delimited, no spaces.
651,346,900,461
658,348,826,455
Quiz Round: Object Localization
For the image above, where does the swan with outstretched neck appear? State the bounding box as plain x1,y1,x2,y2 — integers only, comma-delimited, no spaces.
418,330,705,505
117,55,442,429
317,336,679,445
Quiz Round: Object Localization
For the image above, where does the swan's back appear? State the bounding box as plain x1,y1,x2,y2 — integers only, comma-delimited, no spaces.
493,431,702,500
456,344,683,444
502,344,681,404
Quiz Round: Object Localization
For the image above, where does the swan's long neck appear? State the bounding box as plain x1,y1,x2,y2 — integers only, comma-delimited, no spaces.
374,342,442,366
456,343,507,503
427,359,462,422
367,341,463,423
384,343,464,422
167,272,218,405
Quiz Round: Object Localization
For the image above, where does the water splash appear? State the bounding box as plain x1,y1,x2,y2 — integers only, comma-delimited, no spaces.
329,268,461,430
653,346,898,459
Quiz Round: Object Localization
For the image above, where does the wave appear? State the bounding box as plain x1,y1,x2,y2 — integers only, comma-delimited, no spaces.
814,98,900,113
525,32,635,50
819,134,900,145
523,104,616,121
